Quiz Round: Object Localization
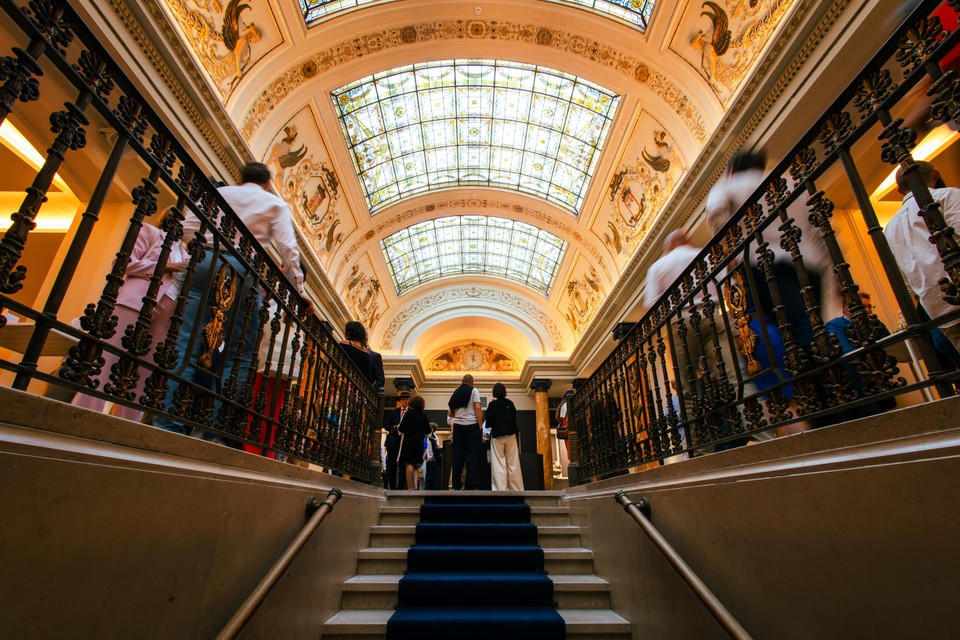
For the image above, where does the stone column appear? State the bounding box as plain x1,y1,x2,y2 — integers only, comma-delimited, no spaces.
531,379,553,490
392,378,415,394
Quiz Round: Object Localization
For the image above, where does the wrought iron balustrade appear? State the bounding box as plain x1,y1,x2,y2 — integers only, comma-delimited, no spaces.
0,0,379,480
569,0,960,483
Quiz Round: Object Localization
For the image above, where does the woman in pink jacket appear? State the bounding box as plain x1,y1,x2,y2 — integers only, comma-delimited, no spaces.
72,219,189,421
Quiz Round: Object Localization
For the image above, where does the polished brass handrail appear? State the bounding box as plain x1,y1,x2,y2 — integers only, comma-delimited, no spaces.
216,488,343,640
615,490,752,640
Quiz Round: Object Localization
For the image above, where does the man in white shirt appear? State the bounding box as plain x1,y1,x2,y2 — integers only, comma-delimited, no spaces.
155,163,304,436
885,161,960,349
447,374,484,490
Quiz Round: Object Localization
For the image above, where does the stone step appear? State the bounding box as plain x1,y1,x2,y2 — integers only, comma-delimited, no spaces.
341,573,611,610
322,608,631,639
368,524,583,548
378,506,571,526
356,547,595,575
384,490,564,508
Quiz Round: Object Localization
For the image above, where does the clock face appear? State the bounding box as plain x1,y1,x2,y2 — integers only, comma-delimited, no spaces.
462,348,484,369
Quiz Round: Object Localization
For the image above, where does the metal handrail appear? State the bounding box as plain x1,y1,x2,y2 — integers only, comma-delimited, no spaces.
615,490,752,640
216,488,343,640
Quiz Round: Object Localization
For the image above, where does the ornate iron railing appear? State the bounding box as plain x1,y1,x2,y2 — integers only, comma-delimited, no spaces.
0,0,379,480
569,0,960,483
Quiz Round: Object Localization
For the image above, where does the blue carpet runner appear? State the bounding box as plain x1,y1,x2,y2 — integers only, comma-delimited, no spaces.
386,495,566,640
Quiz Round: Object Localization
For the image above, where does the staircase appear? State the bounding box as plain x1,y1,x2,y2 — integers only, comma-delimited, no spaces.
323,491,630,639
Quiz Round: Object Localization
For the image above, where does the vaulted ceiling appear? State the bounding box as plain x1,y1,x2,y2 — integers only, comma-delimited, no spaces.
154,0,798,376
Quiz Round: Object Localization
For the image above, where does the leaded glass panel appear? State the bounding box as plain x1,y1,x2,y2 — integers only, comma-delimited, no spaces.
333,60,619,215
381,216,567,295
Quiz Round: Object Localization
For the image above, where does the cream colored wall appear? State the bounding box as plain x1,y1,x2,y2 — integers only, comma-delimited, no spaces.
0,387,384,639
565,396,960,639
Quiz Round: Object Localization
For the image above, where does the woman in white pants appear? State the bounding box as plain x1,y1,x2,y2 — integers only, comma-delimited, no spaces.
486,383,524,491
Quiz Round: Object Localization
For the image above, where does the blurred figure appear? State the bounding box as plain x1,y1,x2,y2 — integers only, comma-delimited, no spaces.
73,215,189,421
486,383,523,492
425,423,442,490
556,388,574,457
707,149,829,436
825,292,895,421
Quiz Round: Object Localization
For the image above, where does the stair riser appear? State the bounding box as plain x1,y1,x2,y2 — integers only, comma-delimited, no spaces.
356,557,594,575
385,496,562,508
379,512,570,526
324,625,630,639
369,532,582,548
342,590,610,610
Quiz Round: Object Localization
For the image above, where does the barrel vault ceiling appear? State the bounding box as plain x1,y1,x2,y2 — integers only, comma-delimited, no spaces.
151,0,798,377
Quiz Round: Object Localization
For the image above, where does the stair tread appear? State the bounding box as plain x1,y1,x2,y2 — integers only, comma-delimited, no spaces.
344,573,609,590
324,608,629,630
371,524,581,533
359,546,592,557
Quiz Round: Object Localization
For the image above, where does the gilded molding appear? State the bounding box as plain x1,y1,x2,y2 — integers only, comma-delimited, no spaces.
334,197,613,285
106,0,251,179
240,19,709,143
380,286,565,351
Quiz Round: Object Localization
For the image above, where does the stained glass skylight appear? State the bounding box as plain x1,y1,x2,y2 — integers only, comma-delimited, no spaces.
299,0,373,23
301,0,655,31
547,0,655,30
332,60,620,215
381,216,567,296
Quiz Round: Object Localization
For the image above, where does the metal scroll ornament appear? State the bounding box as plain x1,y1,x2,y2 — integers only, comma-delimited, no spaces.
199,264,238,369
724,269,761,374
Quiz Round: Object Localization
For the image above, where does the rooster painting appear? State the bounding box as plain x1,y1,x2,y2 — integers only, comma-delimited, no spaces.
691,1,731,85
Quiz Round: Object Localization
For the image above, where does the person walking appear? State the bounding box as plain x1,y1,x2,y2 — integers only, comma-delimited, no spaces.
397,395,431,491
486,383,523,491
448,374,483,490
154,162,304,436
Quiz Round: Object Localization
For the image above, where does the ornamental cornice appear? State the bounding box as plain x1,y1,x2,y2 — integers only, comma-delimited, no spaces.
106,0,251,180
333,196,613,285
380,286,565,351
239,19,709,144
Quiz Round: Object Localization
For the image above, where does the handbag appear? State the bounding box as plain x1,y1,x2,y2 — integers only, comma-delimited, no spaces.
556,418,569,440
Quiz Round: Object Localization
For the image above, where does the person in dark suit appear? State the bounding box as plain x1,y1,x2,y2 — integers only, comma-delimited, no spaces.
383,390,410,489
398,395,431,491
369,349,385,393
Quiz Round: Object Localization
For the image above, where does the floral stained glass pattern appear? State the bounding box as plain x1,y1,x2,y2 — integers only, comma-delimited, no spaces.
332,60,620,215
548,0,655,30
381,216,567,296
300,0,655,31
300,0,373,23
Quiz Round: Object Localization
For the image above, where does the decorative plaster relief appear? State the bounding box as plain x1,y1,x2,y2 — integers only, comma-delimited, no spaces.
561,256,604,337
343,252,387,332
263,107,355,269
381,287,565,351
161,0,282,98
427,342,519,373
677,0,795,104
240,20,709,143
333,197,611,285
593,122,686,268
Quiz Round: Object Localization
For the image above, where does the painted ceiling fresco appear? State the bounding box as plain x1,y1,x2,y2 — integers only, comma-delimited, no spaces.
154,0,799,363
